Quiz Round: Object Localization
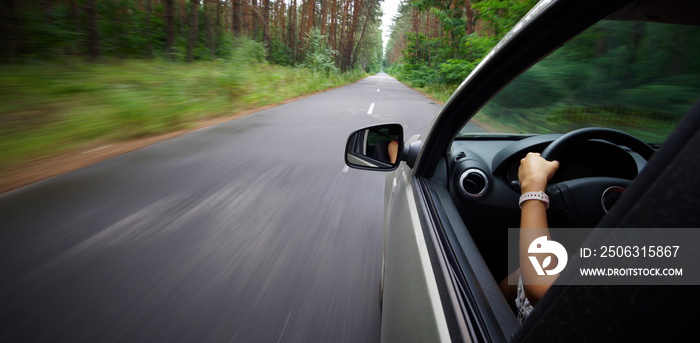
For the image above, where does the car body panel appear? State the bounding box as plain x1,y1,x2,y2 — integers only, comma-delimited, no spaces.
381,159,451,342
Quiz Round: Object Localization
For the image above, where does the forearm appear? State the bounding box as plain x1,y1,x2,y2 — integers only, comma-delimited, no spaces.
517,152,560,304
519,200,557,304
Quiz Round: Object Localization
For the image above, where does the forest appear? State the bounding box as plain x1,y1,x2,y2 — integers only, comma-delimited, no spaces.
385,0,538,100
0,0,385,72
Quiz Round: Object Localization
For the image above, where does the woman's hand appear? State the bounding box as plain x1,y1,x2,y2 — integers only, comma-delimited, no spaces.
518,152,559,193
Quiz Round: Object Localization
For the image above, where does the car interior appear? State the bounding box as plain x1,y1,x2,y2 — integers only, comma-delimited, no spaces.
420,1,700,339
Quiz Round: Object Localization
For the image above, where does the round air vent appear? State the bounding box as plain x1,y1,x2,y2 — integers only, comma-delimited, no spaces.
459,169,488,198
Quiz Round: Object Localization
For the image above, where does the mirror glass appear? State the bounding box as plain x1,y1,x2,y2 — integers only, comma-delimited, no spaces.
345,124,403,171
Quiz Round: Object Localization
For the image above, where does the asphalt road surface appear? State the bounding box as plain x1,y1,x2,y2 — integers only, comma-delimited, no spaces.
1,74,445,342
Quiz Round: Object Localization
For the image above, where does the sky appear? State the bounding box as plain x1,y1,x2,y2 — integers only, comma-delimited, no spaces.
381,0,402,51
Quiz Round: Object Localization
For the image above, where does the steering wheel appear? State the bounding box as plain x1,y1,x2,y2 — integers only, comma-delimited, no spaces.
540,127,655,227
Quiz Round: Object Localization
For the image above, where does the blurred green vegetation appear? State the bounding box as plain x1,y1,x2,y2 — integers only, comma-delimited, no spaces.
0,39,367,173
470,21,700,143
386,0,700,143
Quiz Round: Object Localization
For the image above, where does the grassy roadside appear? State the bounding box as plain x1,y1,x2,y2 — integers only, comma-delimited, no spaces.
0,59,367,188
406,83,457,104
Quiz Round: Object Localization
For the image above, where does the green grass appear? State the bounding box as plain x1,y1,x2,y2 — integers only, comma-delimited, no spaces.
415,83,457,104
0,58,367,173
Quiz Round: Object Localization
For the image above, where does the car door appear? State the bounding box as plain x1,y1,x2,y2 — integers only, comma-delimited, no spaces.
381,159,453,342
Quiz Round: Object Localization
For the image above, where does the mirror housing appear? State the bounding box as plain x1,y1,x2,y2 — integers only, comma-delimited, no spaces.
345,124,403,171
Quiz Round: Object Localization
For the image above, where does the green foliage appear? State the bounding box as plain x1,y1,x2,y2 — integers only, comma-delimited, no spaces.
354,27,384,73
98,1,143,57
231,37,268,65
387,58,475,88
13,3,82,58
302,28,338,75
215,33,235,59
386,0,538,90
463,34,498,61
438,59,476,84
472,0,538,37
387,63,433,87
268,38,295,66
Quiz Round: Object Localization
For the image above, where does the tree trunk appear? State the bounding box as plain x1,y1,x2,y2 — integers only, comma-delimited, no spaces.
351,0,372,68
251,0,258,38
411,6,419,62
68,0,82,55
145,0,153,57
263,0,270,52
86,0,100,61
187,0,199,62
0,0,19,61
215,0,221,57
298,0,306,52
465,0,475,34
306,0,315,33
205,0,215,59
320,0,327,35
341,0,360,72
232,0,241,35
180,0,187,31
329,0,337,52
166,0,175,58
289,0,297,61
279,1,286,45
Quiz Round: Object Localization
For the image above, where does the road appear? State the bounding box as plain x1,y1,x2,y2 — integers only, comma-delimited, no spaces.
0,74,442,342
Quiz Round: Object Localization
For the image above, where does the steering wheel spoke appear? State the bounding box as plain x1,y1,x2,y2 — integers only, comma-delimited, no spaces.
540,128,653,227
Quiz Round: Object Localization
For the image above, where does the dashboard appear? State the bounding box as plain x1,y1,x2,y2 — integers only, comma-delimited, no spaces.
446,134,645,230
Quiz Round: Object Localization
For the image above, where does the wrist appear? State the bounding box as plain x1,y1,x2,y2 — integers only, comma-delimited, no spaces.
519,191,550,209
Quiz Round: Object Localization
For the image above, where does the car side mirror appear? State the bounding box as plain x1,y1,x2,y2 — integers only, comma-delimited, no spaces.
345,124,403,171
